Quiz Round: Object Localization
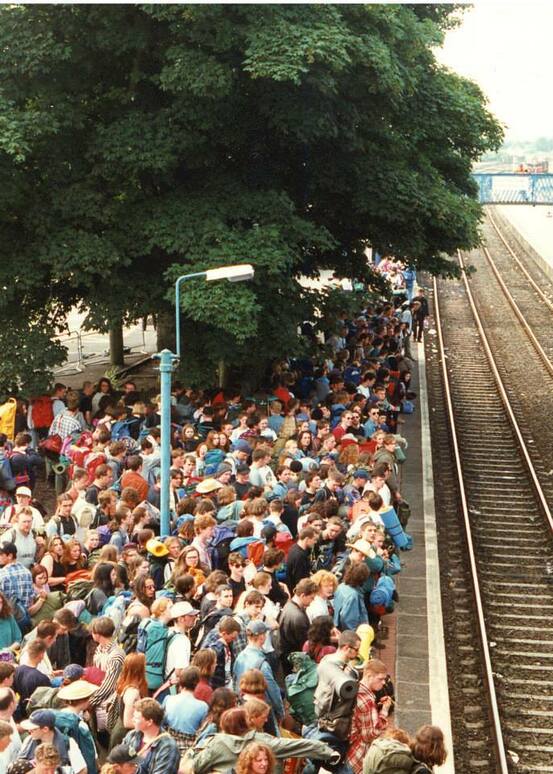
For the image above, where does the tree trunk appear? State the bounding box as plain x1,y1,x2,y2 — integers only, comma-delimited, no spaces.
156,303,176,353
218,359,227,388
109,320,125,368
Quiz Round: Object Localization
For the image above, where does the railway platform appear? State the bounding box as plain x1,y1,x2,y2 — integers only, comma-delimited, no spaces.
376,335,454,772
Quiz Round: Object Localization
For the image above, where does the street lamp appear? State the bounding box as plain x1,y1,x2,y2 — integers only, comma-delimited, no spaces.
156,264,255,537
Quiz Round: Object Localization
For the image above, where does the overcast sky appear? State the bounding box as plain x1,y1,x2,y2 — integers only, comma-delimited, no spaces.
437,2,553,142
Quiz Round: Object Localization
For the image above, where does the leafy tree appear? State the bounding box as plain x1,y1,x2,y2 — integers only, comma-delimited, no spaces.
0,4,502,391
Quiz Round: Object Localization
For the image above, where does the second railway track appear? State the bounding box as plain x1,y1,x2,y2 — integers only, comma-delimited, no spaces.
428,237,553,772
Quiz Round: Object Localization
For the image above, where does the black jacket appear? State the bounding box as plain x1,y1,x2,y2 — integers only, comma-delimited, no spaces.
286,544,311,593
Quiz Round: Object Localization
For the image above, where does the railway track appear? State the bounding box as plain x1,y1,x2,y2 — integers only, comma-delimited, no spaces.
429,224,553,772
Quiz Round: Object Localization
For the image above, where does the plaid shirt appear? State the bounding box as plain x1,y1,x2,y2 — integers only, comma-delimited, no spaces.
0,562,35,609
347,682,388,774
49,410,82,441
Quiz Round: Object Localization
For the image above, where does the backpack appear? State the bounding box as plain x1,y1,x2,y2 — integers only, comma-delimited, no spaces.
137,618,176,690
54,711,98,774
0,455,15,494
118,613,142,654
275,530,294,558
30,396,54,430
208,524,237,573
6,452,31,486
26,685,62,713
66,578,94,602
362,737,416,774
101,591,133,633
84,451,108,485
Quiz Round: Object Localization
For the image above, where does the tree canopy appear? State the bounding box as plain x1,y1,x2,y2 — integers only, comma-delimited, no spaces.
0,3,503,392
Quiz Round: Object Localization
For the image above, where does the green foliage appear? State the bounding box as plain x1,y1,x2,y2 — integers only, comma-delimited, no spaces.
0,4,503,389
0,321,66,398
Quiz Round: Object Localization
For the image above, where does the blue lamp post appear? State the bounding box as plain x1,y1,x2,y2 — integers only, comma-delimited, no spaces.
156,264,255,537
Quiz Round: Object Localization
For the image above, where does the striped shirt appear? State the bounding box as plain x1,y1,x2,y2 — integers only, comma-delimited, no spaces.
89,640,125,708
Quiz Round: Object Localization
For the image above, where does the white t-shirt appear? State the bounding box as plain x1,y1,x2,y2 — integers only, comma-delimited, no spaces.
165,631,191,679
363,481,391,507
68,735,88,773
307,595,331,623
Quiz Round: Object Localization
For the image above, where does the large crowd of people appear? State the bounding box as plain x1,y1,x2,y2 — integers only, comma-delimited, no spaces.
0,270,446,774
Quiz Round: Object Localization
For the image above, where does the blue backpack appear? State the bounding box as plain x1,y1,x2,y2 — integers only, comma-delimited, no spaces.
370,575,396,612
137,618,176,690
111,419,134,441
208,523,237,572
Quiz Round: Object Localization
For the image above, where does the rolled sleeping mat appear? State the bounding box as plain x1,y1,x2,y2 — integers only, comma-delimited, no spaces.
380,505,412,549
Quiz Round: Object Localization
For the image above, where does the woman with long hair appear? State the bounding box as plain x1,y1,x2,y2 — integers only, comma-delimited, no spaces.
91,377,114,418
131,574,157,611
0,591,21,647
236,742,276,774
61,538,87,577
191,649,217,703
218,431,230,453
39,536,66,589
87,562,117,615
411,725,448,772
181,423,199,453
171,545,207,589
109,652,148,747
203,431,226,475
302,616,337,664
296,430,314,457
196,687,237,744
126,554,150,585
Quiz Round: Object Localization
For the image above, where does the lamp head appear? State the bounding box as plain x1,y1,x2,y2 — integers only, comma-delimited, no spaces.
205,264,255,283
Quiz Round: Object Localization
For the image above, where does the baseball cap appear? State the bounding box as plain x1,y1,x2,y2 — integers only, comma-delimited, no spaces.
20,709,56,731
353,469,370,480
107,745,139,766
233,439,252,454
169,601,200,619
0,543,17,558
15,486,32,497
63,664,85,682
236,464,250,475
246,620,269,636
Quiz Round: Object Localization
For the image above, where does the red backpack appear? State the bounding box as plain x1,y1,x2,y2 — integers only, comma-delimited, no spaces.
275,531,294,558
31,396,54,430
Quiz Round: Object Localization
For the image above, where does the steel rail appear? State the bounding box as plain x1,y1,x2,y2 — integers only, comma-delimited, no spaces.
456,249,553,534
480,242,553,381
487,207,553,314
433,266,509,774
